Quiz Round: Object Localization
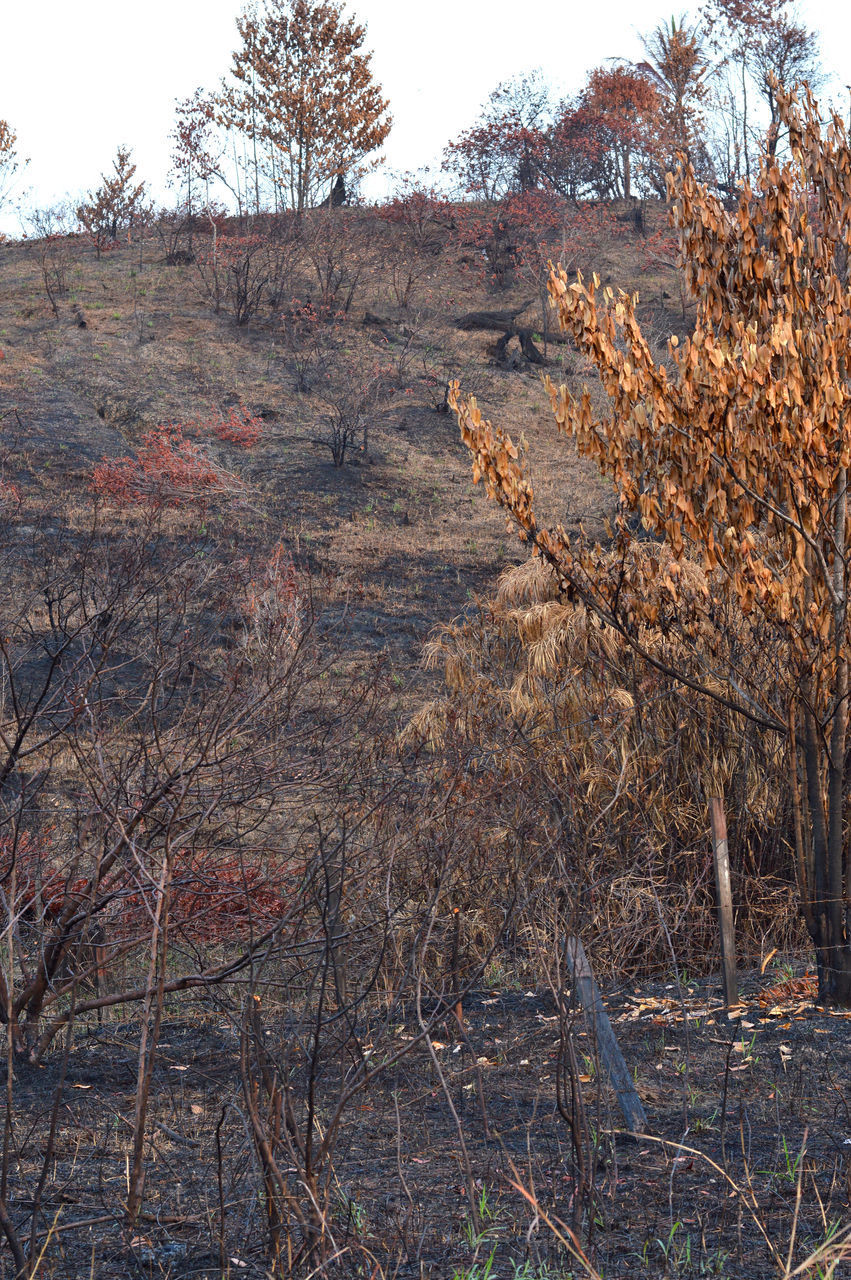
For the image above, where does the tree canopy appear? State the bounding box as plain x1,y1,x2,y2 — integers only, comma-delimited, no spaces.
220,0,392,213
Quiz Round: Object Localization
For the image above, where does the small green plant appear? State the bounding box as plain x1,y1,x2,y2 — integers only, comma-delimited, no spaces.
483,957,520,988
461,1184,500,1251
740,1028,759,1066
453,1245,497,1280
692,1107,718,1133
656,1221,696,1273
780,1133,803,1183
510,1262,575,1279
760,1133,806,1186
340,1193,368,1236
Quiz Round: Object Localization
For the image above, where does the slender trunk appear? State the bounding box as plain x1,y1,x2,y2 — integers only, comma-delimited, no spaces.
231,134,243,220
741,56,750,185
821,466,851,1003
801,698,829,986
826,469,848,992
187,169,194,256
0,1197,26,1278
788,705,815,937
125,852,173,1229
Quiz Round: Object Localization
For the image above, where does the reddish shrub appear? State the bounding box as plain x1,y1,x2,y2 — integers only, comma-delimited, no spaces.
169,850,298,940
5,832,296,947
211,405,263,448
0,477,21,506
92,424,246,507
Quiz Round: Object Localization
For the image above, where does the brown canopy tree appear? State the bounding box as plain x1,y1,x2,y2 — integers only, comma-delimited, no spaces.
579,65,661,201
0,119,23,217
450,84,851,1005
76,146,147,256
221,0,391,213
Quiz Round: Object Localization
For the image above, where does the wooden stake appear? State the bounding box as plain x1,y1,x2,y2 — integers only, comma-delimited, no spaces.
708,795,739,1012
565,936,647,1135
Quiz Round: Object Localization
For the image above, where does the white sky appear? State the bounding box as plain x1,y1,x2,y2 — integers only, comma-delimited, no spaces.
2,0,850,231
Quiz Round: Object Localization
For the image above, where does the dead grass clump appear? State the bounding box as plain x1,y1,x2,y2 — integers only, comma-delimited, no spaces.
405,549,801,979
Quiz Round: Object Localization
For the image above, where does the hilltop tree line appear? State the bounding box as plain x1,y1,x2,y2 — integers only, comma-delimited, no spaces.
0,0,826,240
440,0,821,207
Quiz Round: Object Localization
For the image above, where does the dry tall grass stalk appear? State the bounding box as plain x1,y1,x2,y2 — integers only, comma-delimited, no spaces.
405,552,800,978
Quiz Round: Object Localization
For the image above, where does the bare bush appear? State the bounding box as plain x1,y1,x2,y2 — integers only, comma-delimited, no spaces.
194,233,273,324
152,202,196,265
0,520,369,1065
312,352,394,466
274,298,338,393
301,208,367,314
24,205,74,317
378,183,451,309
194,223,301,324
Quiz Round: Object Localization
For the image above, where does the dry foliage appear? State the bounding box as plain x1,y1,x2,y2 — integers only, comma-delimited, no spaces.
220,0,391,213
405,556,799,978
76,146,147,257
451,83,851,1004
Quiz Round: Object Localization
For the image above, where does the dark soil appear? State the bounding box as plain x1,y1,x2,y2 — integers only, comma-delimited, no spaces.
7,964,849,1279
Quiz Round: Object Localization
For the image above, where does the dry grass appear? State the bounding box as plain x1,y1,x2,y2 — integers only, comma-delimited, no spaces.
0,206,835,1279
406,553,804,980
0,205,805,974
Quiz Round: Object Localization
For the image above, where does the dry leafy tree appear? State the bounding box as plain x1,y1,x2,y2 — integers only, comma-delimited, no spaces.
170,89,223,220
0,118,23,217
451,84,851,1006
442,69,553,200
579,66,662,201
76,145,147,256
749,13,821,158
702,0,821,179
220,0,391,214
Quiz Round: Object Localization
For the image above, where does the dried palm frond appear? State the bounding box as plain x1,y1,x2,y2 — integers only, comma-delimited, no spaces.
398,543,800,978
496,555,557,607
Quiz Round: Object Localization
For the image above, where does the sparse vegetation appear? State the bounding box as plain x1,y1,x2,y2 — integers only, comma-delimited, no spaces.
1,1,850,1275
